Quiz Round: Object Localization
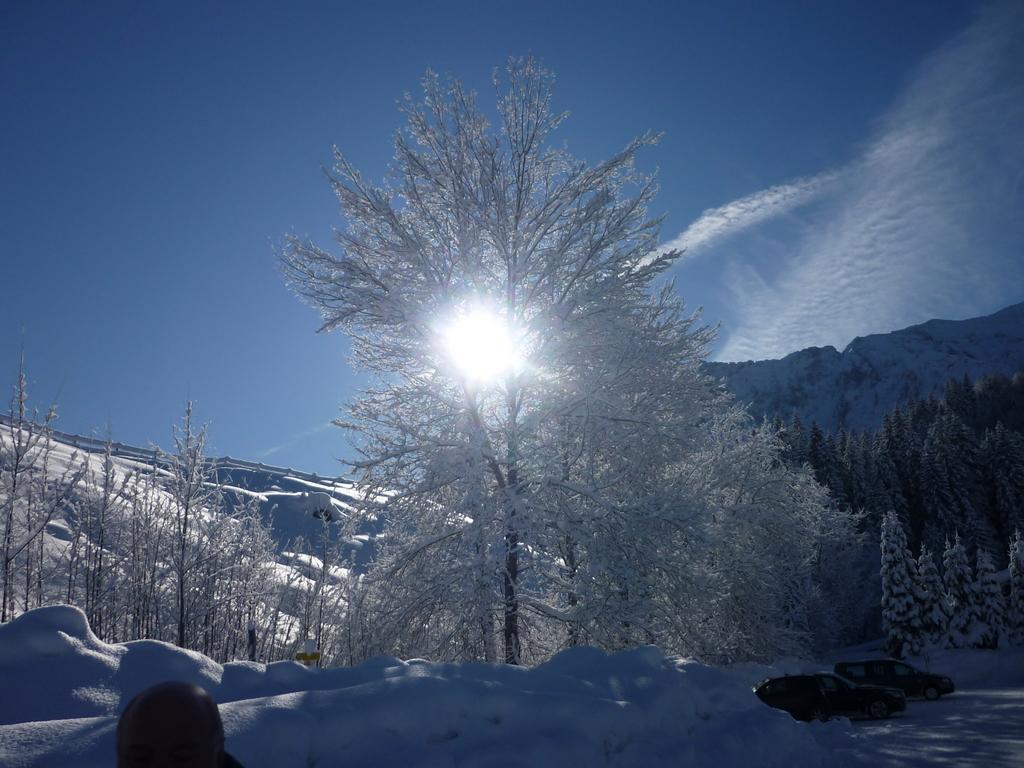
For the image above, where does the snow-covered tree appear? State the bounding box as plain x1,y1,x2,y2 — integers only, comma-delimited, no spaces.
73,438,127,639
974,548,1005,649
1009,530,1024,646
926,412,983,542
873,418,910,525
880,510,922,657
117,462,174,643
942,533,979,648
1,358,84,621
282,59,839,663
164,402,223,649
916,543,949,645
980,424,1024,541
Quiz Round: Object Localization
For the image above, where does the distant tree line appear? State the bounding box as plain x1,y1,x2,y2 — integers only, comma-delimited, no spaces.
771,371,1024,561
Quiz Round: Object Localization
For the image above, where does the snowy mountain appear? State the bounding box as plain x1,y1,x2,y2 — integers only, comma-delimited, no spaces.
707,302,1024,432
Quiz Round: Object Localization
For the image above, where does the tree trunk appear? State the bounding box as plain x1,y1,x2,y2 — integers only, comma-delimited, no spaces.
503,465,520,664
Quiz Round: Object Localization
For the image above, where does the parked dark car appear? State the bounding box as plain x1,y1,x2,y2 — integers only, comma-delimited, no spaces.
754,675,832,722
834,659,955,700
813,673,906,719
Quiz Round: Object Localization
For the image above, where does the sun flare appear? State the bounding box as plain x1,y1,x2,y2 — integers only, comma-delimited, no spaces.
440,306,524,384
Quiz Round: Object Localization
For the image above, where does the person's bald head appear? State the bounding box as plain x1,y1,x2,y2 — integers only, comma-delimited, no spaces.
117,682,225,767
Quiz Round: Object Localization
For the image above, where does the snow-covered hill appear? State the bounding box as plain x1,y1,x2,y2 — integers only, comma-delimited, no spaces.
0,415,382,566
707,302,1024,431
0,418,386,663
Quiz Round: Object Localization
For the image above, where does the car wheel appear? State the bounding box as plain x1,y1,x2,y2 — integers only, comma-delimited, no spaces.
867,699,890,719
924,686,940,701
811,707,829,722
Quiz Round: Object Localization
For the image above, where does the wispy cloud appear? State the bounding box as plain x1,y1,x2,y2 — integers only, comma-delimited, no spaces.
661,171,841,258
256,421,334,460
678,3,1024,362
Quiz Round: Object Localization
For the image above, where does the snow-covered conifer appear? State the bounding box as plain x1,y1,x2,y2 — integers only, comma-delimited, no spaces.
981,424,1024,541
974,549,1005,648
942,533,979,648
929,412,982,540
874,420,910,523
1009,530,1024,646
916,543,949,645
880,510,922,657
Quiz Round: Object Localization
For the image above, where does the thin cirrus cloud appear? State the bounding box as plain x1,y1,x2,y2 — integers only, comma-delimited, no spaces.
256,421,335,461
669,2,1024,363
659,170,842,259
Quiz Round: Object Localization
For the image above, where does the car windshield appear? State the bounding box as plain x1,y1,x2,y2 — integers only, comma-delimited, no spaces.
831,673,856,688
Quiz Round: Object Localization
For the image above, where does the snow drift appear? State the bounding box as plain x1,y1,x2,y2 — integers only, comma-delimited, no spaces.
0,605,846,767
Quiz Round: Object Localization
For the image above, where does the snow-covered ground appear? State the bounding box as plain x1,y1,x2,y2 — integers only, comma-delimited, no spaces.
2,605,1022,767
0,605,854,767
820,641,1024,767
825,687,1024,767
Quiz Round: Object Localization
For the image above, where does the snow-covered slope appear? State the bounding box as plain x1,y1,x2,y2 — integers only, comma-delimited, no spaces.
707,302,1024,431
0,416,382,565
0,421,383,660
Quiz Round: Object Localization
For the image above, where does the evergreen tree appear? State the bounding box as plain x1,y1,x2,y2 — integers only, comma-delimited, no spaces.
806,423,829,486
919,438,959,544
974,549,1005,649
980,423,1024,541
932,412,984,541
944,373,976,428
784,414,808,466
880,510,922,657
834,430,858,510
916,543,949,645
942,533,980,648
855,432,887,523
874,414,914,525
1006,530,1024,646
972,372,1024,434
907,397,935,441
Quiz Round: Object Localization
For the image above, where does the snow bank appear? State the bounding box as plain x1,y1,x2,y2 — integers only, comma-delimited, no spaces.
0,605,848,767
0,605,222,726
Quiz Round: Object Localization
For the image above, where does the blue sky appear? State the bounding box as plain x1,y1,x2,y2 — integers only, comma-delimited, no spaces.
1,1,1021,475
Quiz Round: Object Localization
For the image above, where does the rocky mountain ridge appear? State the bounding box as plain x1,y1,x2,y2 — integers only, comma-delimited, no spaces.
707,302,1024,432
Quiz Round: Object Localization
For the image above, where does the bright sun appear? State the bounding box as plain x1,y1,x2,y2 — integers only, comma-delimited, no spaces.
440,306,524,384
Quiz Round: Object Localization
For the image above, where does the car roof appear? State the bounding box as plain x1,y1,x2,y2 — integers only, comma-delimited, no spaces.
760,674,817,683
